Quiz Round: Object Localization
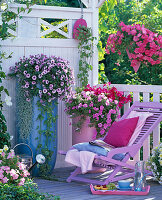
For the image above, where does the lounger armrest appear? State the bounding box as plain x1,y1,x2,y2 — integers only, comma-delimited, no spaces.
107,143,142,158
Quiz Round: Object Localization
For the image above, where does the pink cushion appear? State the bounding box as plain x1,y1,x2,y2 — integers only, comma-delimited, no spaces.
103,117,139,147
127,111,153,146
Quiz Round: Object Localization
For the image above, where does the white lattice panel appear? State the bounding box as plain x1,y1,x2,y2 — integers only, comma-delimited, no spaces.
7,18,18,37
40,19,73,39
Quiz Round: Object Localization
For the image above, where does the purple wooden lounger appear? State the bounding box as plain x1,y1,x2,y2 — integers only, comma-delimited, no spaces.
61,102,162,185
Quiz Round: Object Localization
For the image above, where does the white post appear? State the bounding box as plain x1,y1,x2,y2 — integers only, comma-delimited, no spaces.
143,92,150,161
91,0,99,86
132,92,140,162
153,93,160,148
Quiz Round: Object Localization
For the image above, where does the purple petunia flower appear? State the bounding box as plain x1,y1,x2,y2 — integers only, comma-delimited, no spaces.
57,88,61,92
26,74,30,78
43,89,47,93
38,74,42,79
46,80,49,84
61,82,64,86
32,75,37,80
23,71,27,75
25,83,29,88
35,65,39,71
98,123,102,128
26,98,31,102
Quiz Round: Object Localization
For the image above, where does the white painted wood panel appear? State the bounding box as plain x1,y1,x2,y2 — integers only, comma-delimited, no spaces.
1,3,96,168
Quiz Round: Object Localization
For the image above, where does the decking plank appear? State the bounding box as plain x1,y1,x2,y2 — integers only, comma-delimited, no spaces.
34,167,162,200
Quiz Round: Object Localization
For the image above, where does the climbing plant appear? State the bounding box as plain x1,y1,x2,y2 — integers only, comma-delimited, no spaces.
74,25,96,87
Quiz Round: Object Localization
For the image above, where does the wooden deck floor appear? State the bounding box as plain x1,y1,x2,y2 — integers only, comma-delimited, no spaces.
34,167,162,200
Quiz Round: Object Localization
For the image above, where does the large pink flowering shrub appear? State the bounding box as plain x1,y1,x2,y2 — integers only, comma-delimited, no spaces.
65,83,132,138
0,145,30,186
106,22,162,72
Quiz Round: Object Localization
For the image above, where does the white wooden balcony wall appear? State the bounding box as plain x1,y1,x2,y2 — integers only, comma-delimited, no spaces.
1,1,99,168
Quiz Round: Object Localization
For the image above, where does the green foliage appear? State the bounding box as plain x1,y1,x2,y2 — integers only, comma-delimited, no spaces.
36,100,58,176
0,64,11,149
147,143,162,184
98,63,109,84
0,111,11,149
99,0,162,85
15,0,79,7
75,25,96,87
16,83,33,141
0,181,60,200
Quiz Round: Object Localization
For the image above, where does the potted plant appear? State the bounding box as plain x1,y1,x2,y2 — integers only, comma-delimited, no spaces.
147,143,162,185
105,22,162,73
9,54,74,176
65,83,132,144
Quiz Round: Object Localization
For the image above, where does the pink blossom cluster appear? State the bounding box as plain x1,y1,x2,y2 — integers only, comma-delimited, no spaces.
106,22,162,72
10,54,74,103
65,83,131,138
0,147,30,186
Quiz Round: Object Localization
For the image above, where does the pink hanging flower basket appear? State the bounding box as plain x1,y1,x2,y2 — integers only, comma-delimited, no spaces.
73,18,87,39
106,22,162,72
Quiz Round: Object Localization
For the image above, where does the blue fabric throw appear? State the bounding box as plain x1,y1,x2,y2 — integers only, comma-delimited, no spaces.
73,142,125,160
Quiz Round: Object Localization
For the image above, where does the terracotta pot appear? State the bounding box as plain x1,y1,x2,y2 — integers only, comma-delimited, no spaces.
72,116,97,145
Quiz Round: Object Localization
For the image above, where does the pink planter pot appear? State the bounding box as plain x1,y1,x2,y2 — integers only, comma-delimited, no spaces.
72,116,106,173
72,117,97,145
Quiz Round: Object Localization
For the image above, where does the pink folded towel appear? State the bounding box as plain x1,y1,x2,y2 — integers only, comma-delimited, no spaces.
65,149,96,174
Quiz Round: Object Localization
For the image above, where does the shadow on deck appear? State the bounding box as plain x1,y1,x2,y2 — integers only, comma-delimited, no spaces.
34,167,162,200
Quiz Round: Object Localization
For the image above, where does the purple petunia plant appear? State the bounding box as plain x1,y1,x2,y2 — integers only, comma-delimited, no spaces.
10,54,74,103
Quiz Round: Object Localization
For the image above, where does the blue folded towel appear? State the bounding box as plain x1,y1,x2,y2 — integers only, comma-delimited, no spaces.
73,142,125,160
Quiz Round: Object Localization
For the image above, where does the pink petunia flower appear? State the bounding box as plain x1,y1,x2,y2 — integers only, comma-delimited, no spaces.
0,173,4,179
23,170,30,177
98,123,102,128
2,177,9,183
18,178,25,186
18,162,26,171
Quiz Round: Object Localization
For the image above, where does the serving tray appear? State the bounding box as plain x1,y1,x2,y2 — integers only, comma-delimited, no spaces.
90,184,150,195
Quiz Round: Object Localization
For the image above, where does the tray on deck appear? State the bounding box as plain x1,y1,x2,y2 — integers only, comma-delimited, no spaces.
90,184,150,195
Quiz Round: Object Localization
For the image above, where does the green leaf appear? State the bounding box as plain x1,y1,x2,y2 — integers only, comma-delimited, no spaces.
4,88,9,96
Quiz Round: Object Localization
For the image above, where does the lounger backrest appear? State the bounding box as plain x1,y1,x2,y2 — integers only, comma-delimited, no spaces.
122,102,162,147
